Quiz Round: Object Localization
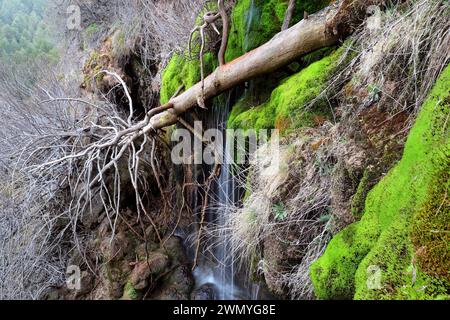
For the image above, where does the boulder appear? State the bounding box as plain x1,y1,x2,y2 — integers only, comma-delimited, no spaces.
191,283,216,300
129,252,169,290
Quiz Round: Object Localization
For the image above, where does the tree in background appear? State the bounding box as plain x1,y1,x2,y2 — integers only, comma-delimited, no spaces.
0,0,57,63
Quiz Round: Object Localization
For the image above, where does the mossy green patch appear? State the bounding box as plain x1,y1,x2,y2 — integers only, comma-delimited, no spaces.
225,0,331,62
310,65,450,300
121,281,139,300
160,52,217,104
351,167,376,219
227,48,343,133
411,162,449,282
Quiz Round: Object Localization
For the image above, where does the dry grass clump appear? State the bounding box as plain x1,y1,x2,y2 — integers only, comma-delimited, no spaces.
115,0,207,70
221,127,335,299
338,0,449,117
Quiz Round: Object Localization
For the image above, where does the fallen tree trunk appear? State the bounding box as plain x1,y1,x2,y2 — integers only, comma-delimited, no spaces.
145,0,384,132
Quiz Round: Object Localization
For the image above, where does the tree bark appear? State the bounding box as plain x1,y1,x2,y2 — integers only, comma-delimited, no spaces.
145,0,385,132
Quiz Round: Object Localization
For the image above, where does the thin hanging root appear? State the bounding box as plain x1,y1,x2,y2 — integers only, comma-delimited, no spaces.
149,137,171,217
177,117,207,143
200,26,206,99
192,162,222,271
281,0,296,31
217,0,229,66
188,0,229,108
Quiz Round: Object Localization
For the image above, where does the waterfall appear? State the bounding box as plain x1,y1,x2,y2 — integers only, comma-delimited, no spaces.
191,93,250,300
190,0,263,300
244,0,257,52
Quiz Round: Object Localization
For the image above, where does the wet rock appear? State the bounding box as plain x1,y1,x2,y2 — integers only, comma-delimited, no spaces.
191,284,216,300
156,286,190,300
103,260,132,299
75,271,95,297
108,281,125,299
168,265,194,294
135,241,159,260
81,195,104,229
163,236,188,265
130,252,169,290
130,262,151,290
153,265,194,300
99,231,131,262
148,251,170,275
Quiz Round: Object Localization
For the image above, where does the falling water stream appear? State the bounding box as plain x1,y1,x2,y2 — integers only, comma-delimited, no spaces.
191,93,255,300
189,0,263,300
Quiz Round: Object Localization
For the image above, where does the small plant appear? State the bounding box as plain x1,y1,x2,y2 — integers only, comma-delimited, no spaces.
368,83,381,101
84,23,99,39
273,203,287,221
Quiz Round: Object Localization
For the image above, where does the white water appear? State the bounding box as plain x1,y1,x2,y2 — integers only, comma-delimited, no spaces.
191,93,259,300
191,0,262,300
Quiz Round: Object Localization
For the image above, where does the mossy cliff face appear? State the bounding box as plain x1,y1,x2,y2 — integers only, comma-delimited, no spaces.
160,52,217,104
225,0,331,62
310,65,450,300
228,48,342,133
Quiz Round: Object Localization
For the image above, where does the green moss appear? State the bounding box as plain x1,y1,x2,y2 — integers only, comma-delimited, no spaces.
310,221,378,299
351,168,376,219
228,48,343,133
160,53,217,105
225,0,331,62
84,23,99,40
310,65,450,300
411,162,450,281
121,281,139,300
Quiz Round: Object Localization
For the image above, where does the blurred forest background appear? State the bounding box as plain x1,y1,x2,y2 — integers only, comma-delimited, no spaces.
0,0,56,63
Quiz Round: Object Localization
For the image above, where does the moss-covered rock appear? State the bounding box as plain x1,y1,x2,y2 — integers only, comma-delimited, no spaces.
411,164,450,282
228,48,343,133
310,65,450,300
